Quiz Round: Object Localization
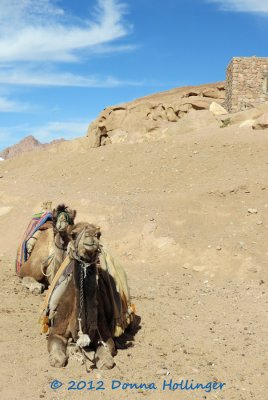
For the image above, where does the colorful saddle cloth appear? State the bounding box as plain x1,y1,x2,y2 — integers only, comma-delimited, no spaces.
16,211,53,275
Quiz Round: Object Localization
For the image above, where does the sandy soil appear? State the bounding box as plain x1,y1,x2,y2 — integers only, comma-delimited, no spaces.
0,124,267,400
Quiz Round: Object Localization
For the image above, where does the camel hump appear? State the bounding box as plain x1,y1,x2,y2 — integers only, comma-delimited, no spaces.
99,245,135,337
16,207,53,275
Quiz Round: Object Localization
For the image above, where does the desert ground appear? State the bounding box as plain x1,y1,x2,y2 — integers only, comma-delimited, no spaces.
0,108,267,400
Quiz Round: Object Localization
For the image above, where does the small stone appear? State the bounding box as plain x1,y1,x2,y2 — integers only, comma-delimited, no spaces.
247,208,258,214
156,368,170,376
248,266,258,273
216,246,222,251
231,346,239,351
239,241,247,249
193,265,205,272
256,220,263,225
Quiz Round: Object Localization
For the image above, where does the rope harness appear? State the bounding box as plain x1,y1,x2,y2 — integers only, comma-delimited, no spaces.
71,228,108,352
41,253,55,277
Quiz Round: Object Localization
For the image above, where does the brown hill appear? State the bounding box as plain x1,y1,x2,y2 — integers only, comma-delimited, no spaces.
0,135,66,160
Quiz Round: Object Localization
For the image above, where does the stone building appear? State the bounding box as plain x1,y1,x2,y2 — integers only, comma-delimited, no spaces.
225,57,268,113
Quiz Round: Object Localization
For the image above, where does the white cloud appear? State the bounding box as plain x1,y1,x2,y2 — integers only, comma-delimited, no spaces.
31,121,90,142
0,67,142,87
0,96,29,112
208,0,268,13
0,0,130,63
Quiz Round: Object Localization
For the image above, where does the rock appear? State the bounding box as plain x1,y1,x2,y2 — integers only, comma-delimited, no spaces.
252,112,268,130
156,368,170,376
247,208,258,214
142,222,157,236
154,236,176,249
167,110,219,135
216,246,222,251
87,82,225,147
203,88,225,99
209,102,228,115
166,107,178,122
193,265,205,272
239,241,247,250
239,119,255,128
248,266,258,273
183,263,190,269
0,206,12,217
226,102,268,126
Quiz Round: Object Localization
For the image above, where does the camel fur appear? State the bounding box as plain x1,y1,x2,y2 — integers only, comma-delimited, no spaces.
19,204,76,293
47,222,128,370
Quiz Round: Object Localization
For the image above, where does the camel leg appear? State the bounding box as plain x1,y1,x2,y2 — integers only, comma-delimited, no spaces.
48,334,68,368
95,338,116,370
21,276,45,294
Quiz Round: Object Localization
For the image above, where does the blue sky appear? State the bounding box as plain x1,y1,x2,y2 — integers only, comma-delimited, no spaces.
0,0,267,150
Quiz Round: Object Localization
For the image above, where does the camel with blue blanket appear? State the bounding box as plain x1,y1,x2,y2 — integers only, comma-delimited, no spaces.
17,203,76,294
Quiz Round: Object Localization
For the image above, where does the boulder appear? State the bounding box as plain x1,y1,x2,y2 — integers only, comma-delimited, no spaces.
252,113,268,130
203,88,224,99
239,119,255,128
209,102,228,115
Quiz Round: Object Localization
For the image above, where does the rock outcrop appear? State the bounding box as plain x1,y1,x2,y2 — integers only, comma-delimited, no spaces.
87,82,225,147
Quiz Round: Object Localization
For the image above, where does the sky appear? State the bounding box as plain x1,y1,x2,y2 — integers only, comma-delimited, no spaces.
0,0,267,150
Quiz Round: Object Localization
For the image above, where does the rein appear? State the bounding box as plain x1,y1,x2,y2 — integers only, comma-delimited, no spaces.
70,229,107,351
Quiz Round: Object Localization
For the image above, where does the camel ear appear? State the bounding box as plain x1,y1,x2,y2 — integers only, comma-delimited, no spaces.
67,209,76,224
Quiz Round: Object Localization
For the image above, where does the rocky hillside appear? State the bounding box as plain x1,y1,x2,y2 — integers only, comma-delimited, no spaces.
87,81,226,147
0,135,66,160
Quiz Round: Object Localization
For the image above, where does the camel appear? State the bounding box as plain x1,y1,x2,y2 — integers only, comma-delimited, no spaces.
19,204,76,294
46,222,134,370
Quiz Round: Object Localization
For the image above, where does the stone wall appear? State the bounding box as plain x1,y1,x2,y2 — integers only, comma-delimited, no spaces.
225,57,268,113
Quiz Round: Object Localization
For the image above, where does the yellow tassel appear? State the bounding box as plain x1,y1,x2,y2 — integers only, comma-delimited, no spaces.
114,324,124,338
130,303,136,314
39,315,49,334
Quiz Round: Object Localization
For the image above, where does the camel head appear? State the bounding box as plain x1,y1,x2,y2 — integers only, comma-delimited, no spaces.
52,204,76,233
68,223,101,264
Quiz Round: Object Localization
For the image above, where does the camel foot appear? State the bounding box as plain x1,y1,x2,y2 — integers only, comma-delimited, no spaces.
95,345,115,370
22,277,45,294
49,351,68,368
29,282,45,294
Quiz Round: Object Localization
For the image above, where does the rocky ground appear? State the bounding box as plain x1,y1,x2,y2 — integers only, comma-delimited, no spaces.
0,104,267,400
